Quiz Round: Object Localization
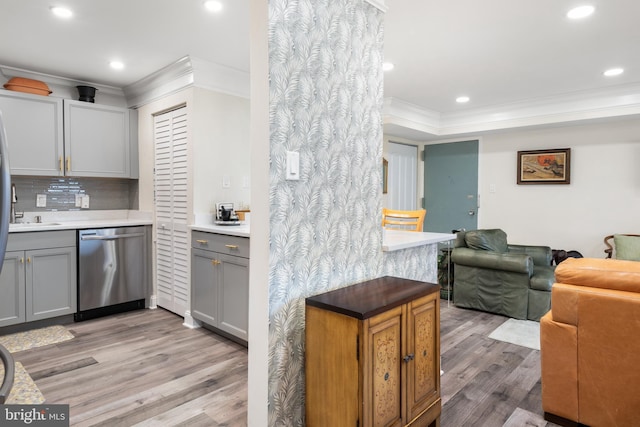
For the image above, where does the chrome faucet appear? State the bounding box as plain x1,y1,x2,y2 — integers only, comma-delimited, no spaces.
10,183,23,223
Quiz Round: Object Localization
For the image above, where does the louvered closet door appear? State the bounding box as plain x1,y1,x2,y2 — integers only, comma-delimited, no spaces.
154,108,189,316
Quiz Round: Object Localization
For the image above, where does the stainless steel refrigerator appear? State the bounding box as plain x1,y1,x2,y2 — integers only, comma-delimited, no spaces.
0,112,15,403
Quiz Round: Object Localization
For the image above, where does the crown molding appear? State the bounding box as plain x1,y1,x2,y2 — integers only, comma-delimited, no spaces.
383,82,640,140
365,0,388,12
383,98,440,136
124,55,250,108
191,57,250,100
123,56,194,108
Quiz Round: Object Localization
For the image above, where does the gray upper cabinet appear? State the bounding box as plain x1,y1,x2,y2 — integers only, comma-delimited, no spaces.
64,100,131,178
0,90,64,176
0,90,137,178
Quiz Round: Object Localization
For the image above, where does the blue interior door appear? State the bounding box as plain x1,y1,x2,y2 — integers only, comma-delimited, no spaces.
423,140,478,233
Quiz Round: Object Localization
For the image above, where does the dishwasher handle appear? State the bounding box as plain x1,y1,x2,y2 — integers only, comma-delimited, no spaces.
81,232,146,241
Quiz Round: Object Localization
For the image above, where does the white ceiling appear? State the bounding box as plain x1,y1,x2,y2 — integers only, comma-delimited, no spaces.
1,0,638,140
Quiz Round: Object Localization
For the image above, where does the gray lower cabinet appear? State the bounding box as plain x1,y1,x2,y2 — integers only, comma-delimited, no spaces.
191,231,249,342
0,231,77,328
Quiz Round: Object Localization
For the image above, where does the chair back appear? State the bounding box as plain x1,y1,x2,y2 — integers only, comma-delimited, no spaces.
604,234,640,259
382,208,426,232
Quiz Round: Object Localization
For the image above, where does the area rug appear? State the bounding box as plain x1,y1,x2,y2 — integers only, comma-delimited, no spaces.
0,361,45,404
488,318,540,350
0,325,74,353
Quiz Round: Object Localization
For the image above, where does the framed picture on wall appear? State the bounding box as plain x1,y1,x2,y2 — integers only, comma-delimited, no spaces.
517,148,571,185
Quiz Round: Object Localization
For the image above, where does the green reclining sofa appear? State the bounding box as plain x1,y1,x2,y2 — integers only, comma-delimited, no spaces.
451,229,555,321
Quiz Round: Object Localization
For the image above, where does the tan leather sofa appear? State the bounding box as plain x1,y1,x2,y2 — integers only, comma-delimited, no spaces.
540,258,640,427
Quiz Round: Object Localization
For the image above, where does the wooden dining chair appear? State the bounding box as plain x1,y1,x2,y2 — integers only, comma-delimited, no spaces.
382,208,426,232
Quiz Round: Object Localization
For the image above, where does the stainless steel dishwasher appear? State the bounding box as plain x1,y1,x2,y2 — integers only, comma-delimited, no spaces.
76,226,149,321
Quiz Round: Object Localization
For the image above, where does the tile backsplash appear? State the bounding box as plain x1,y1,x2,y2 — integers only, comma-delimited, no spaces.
11,176,137,212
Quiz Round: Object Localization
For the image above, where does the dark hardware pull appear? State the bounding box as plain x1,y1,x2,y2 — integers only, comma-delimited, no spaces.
403,353,415,363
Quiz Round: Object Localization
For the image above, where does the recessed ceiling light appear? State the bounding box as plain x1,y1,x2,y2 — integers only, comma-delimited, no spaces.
567,5,595,20
603,68,624,77
204,1,223,12
50,6,73,19
456,96,470,104
110,61,125,70
382,62,395,71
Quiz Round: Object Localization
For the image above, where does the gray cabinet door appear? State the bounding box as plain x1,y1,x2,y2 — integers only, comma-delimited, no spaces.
191,248,219,326
0,251,26,327
26,246,77,321
218,253,249,341
0,91,64,176
64,100,130,178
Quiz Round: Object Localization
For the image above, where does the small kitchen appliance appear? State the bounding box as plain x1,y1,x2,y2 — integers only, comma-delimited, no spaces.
215,202,240,225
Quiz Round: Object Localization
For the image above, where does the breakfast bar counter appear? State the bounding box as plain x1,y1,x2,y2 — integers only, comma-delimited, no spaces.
382,229,455,283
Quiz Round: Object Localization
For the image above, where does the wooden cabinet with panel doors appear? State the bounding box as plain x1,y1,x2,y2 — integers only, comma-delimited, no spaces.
305,276,441,427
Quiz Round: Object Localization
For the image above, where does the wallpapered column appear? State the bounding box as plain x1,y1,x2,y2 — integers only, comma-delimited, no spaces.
268,0,384,424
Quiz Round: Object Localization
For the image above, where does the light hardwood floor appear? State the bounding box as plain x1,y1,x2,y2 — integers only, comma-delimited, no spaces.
11,303,559,426
14,308,248,426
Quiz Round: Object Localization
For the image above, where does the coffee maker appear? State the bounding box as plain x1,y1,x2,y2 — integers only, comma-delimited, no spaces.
215,202,240,224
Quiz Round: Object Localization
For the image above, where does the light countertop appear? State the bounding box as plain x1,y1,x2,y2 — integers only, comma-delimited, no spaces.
382,229,456,252
8,210,153,233
190,223,250,238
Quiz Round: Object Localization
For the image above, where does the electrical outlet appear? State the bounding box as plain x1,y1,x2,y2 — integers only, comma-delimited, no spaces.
81,195,90,209
75,194,83,207
36,194,47,208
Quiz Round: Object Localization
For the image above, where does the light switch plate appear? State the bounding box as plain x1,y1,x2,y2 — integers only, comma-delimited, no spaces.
222,175,231,188
286,151,300,180
36,194,47,208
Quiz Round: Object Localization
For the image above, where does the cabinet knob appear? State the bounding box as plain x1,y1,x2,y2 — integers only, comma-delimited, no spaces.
196,239,208,244
66,156,71,172
20,257,24,264
212,259,221,266
225,244,239,250
27,257,31,263
403,354,415,363
59,156,63,172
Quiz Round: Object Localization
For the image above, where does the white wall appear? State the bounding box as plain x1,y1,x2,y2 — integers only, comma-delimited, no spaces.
479,117,640,257
192,87,251,218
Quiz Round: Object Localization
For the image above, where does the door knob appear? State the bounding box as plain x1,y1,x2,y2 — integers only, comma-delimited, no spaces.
468,210,476,216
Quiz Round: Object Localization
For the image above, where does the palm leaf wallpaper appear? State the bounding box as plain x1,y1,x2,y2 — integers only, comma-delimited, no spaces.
267,0,437,424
